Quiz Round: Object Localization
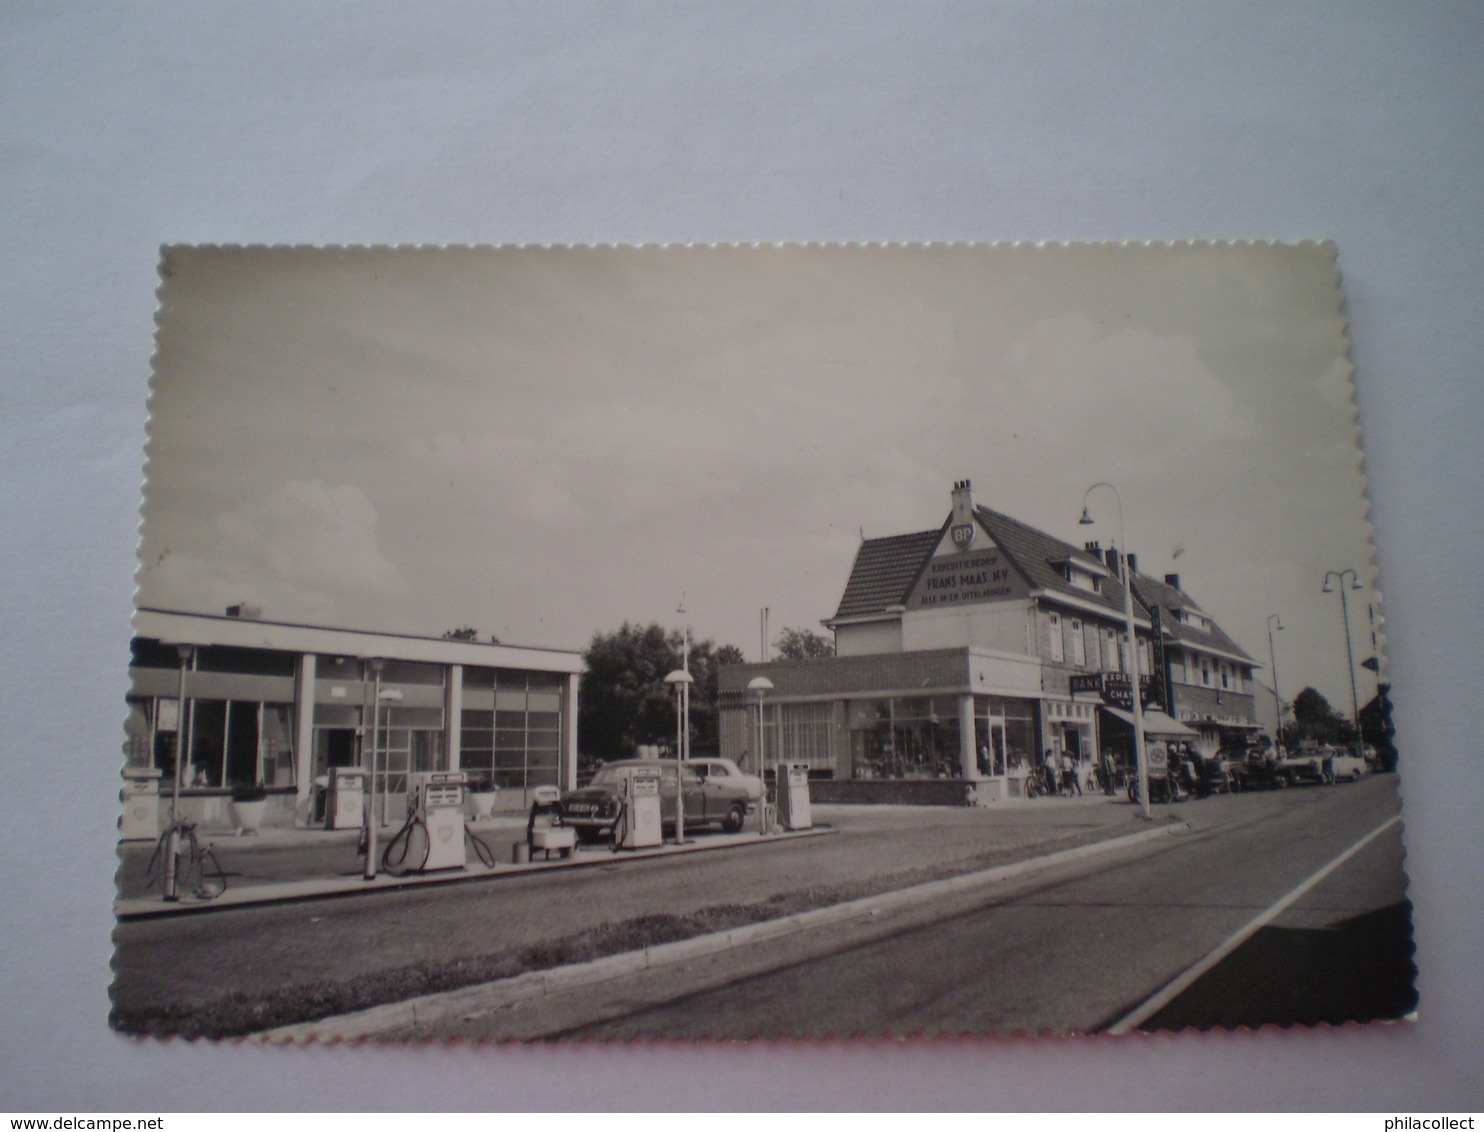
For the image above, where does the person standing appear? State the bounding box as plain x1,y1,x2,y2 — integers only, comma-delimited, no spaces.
1062,750,1082,796
1042,748,1059,796
1099,747,1117,795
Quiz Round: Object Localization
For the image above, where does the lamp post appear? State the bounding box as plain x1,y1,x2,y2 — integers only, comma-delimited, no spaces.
363,658,383,881
1322,570,1364,755
664,669,693,844
1080,483,1151,820
1266,614,1285,753
162,643,193,901
747,676,773,833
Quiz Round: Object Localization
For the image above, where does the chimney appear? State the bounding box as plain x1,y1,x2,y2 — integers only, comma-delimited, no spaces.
1127,553,1139,576
1104,547,1120,574
950,479,974,528
226,603,262,620
1164,573,1181,591
1083,540,1101,556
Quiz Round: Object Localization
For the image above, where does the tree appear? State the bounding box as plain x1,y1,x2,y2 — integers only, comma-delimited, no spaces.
1359,683,1399,771
1290,686,1356,746
773,626,835,659
578,622,744,764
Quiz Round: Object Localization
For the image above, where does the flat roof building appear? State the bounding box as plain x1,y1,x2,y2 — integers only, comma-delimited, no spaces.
124,607,583,829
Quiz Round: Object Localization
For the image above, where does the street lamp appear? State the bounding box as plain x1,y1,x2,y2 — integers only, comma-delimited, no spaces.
161,643,194,901
1322,570,1365,755
1266,615,1285,753
664,669,694,844
363,658,383,881
747,675,774,834
1080,483,1151,821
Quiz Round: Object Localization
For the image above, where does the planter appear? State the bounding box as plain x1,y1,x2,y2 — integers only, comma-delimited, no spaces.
467,790,498,821
230,799,267,835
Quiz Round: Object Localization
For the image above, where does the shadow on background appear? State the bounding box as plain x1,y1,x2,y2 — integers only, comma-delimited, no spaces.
1142,901,1418,1031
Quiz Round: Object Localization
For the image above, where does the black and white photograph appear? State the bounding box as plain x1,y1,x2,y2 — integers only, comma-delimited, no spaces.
112,241,1413,1043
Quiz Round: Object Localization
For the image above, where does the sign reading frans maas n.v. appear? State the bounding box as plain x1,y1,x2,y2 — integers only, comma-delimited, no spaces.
907,542,1028,611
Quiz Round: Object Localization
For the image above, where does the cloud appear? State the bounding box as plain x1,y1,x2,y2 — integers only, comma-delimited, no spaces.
138,480,407,619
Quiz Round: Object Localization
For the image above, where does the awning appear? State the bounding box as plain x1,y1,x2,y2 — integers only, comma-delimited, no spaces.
1098,705,1200,739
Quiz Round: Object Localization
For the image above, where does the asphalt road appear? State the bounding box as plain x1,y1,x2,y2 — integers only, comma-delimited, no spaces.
397,775,1411,1041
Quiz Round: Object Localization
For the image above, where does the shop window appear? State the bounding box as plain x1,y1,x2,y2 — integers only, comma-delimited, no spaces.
849,695,963,781
774,702,834,775
261,704,295,787
464,670,568,794
123,700,152,769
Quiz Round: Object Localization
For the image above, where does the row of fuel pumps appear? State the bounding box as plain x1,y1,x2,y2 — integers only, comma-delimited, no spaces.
123,761,812,876
610,762,812,850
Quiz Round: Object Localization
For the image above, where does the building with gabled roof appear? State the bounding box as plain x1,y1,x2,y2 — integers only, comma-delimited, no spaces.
720,480,1257,804
1125,569,1263,753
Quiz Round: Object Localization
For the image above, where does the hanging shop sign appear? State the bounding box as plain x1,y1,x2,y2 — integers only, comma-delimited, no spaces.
1149,606,1174,714
1067,671,1160,711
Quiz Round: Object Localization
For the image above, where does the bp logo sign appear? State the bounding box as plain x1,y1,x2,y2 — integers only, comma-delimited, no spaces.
950,522,976,550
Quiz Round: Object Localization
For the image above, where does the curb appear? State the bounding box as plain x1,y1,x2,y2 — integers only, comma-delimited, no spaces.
260,817,1188,1042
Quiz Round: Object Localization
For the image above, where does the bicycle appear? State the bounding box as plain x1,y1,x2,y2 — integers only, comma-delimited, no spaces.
144,818,227,901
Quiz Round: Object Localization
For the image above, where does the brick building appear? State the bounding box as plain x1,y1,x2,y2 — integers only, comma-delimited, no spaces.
719,480,1258,803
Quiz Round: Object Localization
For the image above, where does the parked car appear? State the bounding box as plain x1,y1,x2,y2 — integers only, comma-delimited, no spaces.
559,757,764,841
1324,746,1369,782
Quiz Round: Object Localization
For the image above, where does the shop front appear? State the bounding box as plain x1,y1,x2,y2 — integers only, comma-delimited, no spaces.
719,646,1044,805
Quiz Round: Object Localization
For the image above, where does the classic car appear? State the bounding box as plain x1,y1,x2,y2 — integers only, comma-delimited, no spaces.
559,757,765,841
1324,746,1369,782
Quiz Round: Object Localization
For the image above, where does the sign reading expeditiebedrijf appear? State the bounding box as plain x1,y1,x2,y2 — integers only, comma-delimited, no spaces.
907,539,1028,610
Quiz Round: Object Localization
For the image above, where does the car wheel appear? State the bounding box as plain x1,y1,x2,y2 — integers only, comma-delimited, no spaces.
722,803,746,833
1274,775,1288,788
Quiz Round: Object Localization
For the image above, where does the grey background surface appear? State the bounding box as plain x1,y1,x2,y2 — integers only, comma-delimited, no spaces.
3,1,1481,1112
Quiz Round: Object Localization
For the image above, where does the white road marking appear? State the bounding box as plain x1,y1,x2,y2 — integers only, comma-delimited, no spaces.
1104,813,1403,1035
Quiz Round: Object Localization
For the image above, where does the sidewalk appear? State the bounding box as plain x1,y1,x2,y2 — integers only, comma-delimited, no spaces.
114,813,836,917
116,792,1134,914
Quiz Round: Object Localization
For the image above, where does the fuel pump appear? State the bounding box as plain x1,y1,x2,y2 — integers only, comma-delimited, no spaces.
119,767,161,842
775,762,813,831
325,766,366,830
616,767,663,850
381,770,469,873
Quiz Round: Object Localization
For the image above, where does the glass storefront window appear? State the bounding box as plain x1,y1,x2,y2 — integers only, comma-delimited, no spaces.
849,696,962,780
459,670,565,794
139,696,290,789
973,696,1038,777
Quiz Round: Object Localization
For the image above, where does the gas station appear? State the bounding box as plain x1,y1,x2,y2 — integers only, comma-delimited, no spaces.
119,608,834,913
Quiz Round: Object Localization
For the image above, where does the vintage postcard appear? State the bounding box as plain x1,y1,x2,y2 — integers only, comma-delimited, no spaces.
114,242,1411,1042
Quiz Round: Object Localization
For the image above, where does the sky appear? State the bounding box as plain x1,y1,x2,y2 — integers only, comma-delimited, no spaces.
136,243,1380,714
